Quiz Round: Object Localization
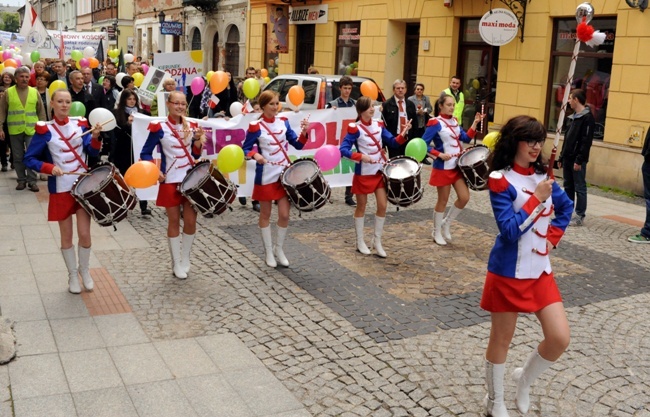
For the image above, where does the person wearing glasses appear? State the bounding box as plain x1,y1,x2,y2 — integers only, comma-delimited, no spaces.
423,93,483,246
140,91,206,280
480,115,573,417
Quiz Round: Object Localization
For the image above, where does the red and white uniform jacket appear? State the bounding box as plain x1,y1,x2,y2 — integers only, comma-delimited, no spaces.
24,117,101,194
242,116,306,185
140,117,202,184
486,164,573,279
339,120,406,176
422,114,475,170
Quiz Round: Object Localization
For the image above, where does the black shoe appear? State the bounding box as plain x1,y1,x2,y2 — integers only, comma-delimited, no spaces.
1,165,7,172
16,182,26,190
141,209,152,216
238,197,247,205
345,196,356,207
28,183,39,192
252,202,261,212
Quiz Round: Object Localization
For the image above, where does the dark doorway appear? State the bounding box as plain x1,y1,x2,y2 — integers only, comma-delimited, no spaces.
403,23,420,96
212,32,219,71
295,24,315,74
225,26,240,76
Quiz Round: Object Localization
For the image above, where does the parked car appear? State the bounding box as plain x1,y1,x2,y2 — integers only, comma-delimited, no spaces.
263,74,386,110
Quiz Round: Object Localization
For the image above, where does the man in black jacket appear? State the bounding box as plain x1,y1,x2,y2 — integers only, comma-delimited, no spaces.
382,79,417,158
628,127,650,243
558,89,594,226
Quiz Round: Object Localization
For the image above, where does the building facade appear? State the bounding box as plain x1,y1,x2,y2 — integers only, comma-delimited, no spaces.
246,0,650,194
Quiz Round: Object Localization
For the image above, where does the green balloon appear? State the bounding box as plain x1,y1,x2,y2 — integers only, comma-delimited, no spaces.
98,76,104,85
405,138,427,162
71,50,83,61
70,101,86,117
30,51,40,62
242,78,260,99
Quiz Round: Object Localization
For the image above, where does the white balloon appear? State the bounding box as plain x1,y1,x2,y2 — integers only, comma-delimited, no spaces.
2,67,15,75
115,73,126,89
124,53,134,63
13,54,23,63
88,107,117,131
83,46,95,58
22,54,32,66
229,102,243,117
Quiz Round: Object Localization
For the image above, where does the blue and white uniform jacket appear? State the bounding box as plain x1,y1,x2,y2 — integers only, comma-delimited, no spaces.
242,116,307,185
140,117,202,184
422,114,475,170
24,117,101,194
339,120,406,176
487,164,573,279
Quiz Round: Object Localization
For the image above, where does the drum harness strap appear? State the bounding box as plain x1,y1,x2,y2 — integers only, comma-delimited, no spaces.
166,121,195,170
438,117,462,152
260,122,291,165
52,124,89,172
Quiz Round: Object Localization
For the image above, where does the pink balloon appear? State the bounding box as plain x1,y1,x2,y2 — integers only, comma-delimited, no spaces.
313,145,342,172
2,51,11,61
190,77,206,96
141,64,149,75
15,60,21,67
79,58,90,68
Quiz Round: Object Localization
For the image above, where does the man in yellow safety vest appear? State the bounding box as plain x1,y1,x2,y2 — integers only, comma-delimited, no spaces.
0,67,47,191
443,75,464,123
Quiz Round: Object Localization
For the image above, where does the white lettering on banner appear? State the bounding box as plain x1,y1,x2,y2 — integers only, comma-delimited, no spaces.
131,108,361,201
288,4,328,25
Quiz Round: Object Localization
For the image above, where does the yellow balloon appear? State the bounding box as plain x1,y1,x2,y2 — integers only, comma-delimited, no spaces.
132,72,144,87
49,80,67,98
0,64,4,73
472,79,480,90
206,71,214,82
482,131,500,151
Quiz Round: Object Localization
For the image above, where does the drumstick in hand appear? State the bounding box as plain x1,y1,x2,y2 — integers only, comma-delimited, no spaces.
61,172,92,176
67,119,114,142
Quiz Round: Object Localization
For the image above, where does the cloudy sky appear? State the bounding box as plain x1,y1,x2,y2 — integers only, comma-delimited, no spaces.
2,0,24,7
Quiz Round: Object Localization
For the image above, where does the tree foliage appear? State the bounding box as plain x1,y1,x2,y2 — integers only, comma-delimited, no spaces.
0,12,20,33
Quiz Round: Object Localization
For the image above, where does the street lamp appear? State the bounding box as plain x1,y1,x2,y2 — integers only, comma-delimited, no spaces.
158,10,166,24
112,19,119,45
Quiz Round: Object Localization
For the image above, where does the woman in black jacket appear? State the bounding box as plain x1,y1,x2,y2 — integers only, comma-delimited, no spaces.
113,89,151,215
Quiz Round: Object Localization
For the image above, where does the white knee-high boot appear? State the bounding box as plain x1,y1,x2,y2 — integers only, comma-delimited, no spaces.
168,236,187,279
274,226,289,267
442,205,463,242
260,226,277,267
372,216,386,258
354,217,370,255
432,211,447,246
484,360,510,417
61,246,80,294
180,233,195,274
78,246,94,291
513,348,555,414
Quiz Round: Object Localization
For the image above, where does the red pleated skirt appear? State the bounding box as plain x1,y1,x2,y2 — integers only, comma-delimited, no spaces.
49,192,81,221
156,183,186,207
352,173,385,195
480,271,563,313
429,168,463,187
252,181,287,202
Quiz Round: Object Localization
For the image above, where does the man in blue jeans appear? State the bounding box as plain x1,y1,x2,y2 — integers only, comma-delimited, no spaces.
558,89,594,226
628,127,650,243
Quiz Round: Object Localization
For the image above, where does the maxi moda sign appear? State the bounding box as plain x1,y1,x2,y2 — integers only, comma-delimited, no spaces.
479,8,519,46
289,4,328,25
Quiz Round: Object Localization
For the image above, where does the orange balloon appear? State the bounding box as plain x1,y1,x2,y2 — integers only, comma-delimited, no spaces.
124,161,160,189
3,59,17,68
260,68,268,78
287,85,305,107
89,57,100,69
360,80,379,101
210,70,229,94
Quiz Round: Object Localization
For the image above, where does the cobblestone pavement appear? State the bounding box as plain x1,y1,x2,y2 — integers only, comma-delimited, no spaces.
97,171,650,417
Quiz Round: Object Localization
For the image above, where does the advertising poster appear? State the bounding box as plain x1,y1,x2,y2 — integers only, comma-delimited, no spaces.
267,5,289,54
153,50,204,93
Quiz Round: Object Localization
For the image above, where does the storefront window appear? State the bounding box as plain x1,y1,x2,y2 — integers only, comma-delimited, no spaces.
336,22,360,76
546,18,615,139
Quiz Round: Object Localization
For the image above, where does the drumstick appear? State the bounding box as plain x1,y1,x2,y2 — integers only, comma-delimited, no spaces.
60,171,92,176
67,119,115,142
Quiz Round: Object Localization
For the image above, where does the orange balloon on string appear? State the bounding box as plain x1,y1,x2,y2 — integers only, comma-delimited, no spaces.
210,71,229,94
124,161,160,188
287,85,305,108
360,80,379,101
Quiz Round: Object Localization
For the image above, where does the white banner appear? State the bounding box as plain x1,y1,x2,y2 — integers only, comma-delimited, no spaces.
131,107,359,201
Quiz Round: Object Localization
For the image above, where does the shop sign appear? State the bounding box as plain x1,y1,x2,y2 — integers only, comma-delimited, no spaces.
289,4,328,25
479,8,519,46
160,22,183,36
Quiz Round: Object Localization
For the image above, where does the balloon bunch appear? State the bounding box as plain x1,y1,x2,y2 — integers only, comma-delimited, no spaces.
70,46,99,70
343,61,359,76
0,44,24,75
107,48,120,64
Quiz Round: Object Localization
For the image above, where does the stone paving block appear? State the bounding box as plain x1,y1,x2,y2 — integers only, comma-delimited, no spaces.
60,348,123,392
0,224,22,240
0,272,38,296
263,410,313,417
24,238,61,255
0,238,26,256
20,224,54,240
224,366,305,416
109,343,173,385
154,338,219,378
127,380,198,417
28,252,66,273
93,313,149,347
8,353,69,400
177,374,255,417
73,386,139,417
13,393,76,417
0,294,46,322
42,293,90,320
50,317,104,352
14,320,57,356
196,333,265,371
34,270,69,294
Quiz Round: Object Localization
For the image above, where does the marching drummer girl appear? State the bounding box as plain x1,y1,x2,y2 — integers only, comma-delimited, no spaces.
339,96,411,258
423,93,483,246
242,90,309,268
140,90,206,280
24,89,103,294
